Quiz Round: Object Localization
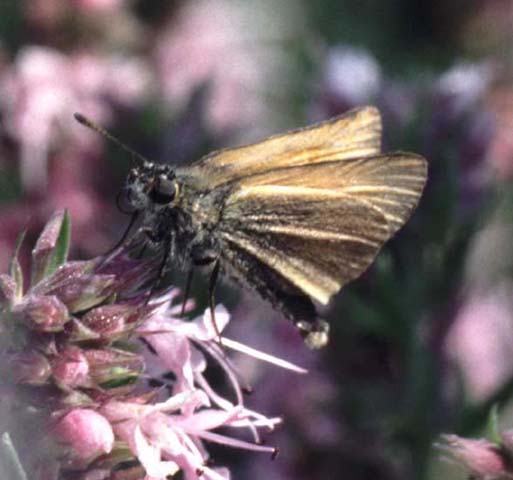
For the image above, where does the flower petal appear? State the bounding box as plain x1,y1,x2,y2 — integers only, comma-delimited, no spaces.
221,337,308,373
172,407,244,433
195,306,230,340
196,430,276,455
133,425,180,478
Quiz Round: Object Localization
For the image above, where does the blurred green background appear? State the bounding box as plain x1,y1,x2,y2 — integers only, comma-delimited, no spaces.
2,1,513,479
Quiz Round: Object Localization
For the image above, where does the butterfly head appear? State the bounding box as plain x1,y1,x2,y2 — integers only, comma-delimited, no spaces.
124,162,180,211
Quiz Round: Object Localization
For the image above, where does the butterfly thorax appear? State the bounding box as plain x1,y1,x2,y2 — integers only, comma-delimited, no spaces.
124,161,228,268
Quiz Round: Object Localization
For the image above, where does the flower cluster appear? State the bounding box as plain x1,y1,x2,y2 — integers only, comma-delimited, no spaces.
0,210,305,480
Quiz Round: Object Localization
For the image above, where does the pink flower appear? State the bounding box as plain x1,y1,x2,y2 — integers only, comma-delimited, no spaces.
0,46,151,192
140,294,307,403
55,409,114,463
154,0,300,134
445,286,513,401
71,0,125,13
101,390,279,480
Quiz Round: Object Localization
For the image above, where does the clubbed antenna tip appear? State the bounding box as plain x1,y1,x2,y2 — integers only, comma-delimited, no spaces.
73,112,87,125
73,112,149,166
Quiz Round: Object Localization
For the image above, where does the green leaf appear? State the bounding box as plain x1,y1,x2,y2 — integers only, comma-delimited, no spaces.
50,210,71,272
100,374,138,389
31,210,71,285
9,229,26,300
485,404,501,444
0,432,28,480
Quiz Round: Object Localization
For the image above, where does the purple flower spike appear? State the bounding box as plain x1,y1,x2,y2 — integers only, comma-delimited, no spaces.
0,212,304,479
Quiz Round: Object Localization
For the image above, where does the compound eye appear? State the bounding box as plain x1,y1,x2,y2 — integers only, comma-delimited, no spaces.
149,175,178,205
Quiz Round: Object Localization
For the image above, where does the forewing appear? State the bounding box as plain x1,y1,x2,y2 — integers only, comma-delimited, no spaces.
183,106,381,188
218,153,427,304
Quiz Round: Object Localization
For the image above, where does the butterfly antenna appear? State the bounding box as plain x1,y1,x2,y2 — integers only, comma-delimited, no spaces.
73,112,149,165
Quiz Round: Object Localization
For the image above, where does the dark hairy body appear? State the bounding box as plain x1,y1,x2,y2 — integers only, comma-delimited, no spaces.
132,163,321,340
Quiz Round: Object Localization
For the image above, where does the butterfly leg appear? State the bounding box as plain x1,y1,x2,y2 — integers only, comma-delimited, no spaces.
190,249,223,343
190,243,223,343
207,259,222,344
105,211,140,256
143,235,171,304
136,243,147,259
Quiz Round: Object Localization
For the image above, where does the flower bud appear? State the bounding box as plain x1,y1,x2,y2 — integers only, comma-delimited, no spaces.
84,348,144,387
34,260,98,294
33,261,115,313
96,250,158,293
81,303,140,340
68,318,101,342
16,294,69,332
52,274,116,313
52,346,91,389
3,351,52,385
54,409,114,464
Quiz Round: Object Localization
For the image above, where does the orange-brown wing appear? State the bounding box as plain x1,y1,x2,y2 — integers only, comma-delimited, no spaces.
181,106,382,188
217,153,427,304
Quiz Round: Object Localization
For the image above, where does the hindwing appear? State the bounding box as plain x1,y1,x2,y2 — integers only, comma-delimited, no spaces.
217,153,427,304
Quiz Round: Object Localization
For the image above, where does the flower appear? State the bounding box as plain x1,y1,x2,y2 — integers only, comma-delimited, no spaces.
0,46,151,183
153,0,304,136
437,433,513,479
140,295,306,399
0,210,305,479
101,391,279,480
445,286,513,402
311,46,382,120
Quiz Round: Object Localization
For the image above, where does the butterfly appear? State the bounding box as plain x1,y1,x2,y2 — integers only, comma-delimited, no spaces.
75,106,427,348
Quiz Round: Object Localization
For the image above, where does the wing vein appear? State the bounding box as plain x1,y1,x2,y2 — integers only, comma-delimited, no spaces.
244,224,382,247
